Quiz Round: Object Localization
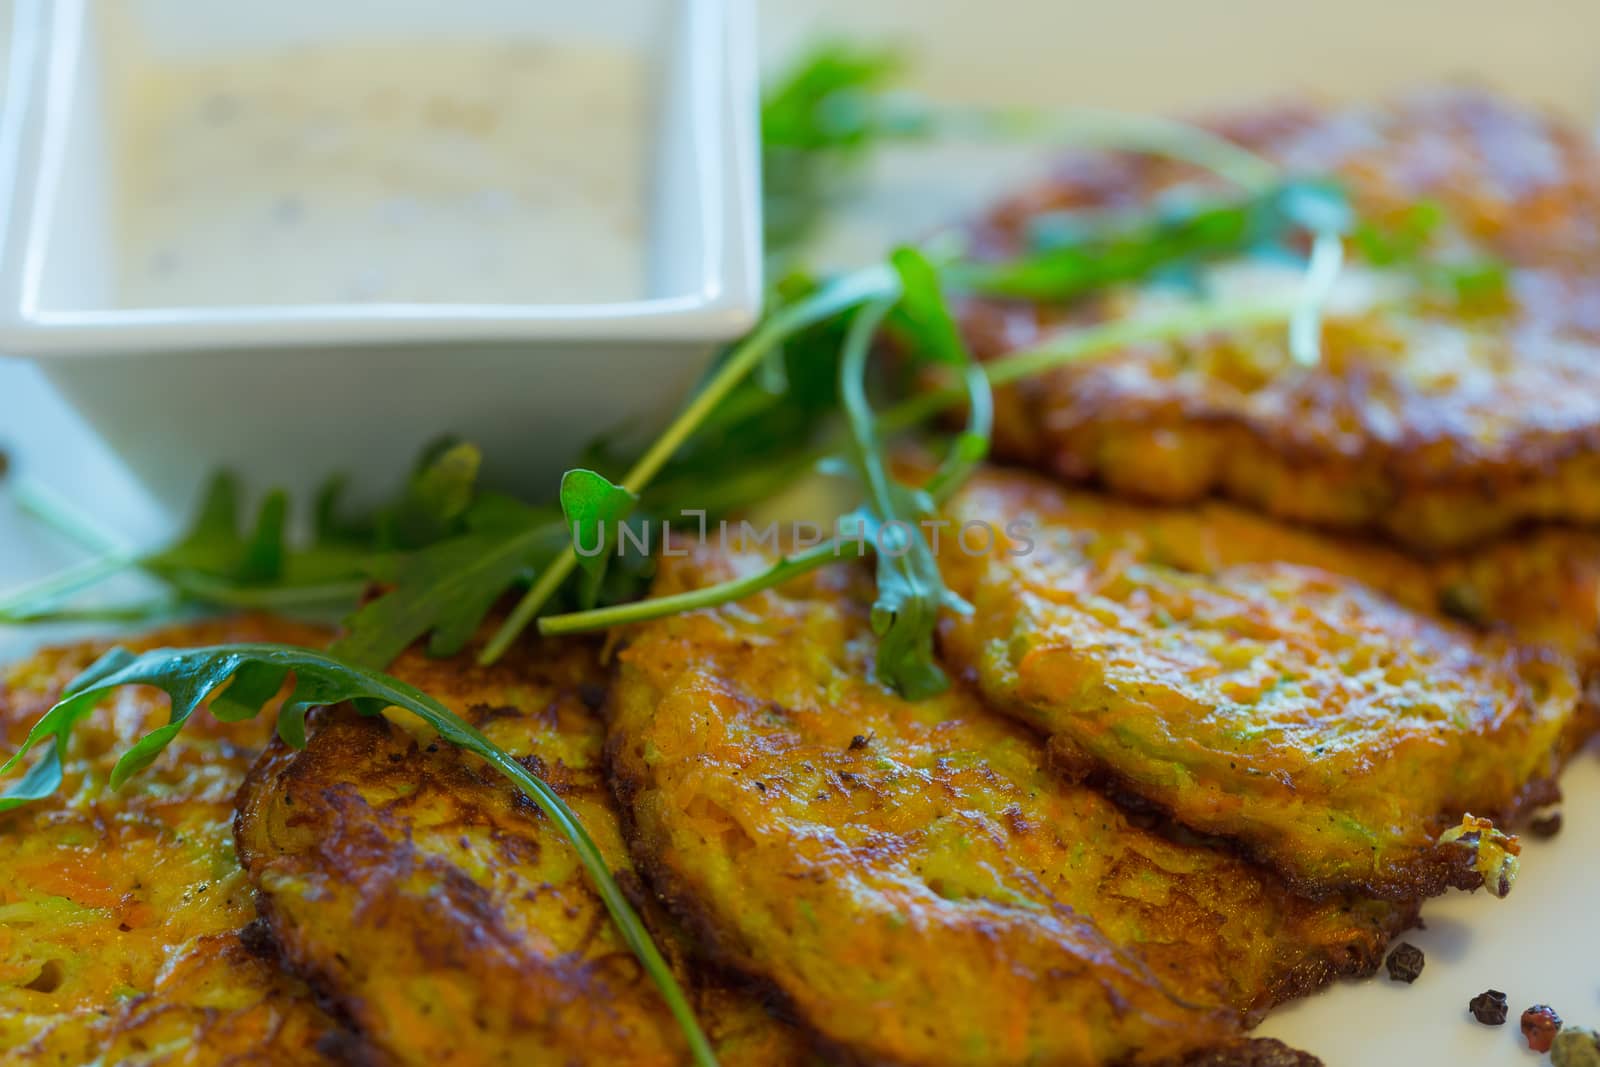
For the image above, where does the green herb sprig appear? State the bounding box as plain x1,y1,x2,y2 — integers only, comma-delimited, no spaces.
949,180,1344,303
476,264,900,665
0,440,492,626
760,43,931,259
837,296,954,697
6,46,1330,685
534,295,1302,638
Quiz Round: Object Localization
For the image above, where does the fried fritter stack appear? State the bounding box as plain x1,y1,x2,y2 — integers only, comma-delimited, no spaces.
595,91,1600,1064
6,89,1600,1067
610,547,1410,1066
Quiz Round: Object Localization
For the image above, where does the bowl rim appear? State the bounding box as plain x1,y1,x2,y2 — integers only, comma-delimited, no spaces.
0,0,763,357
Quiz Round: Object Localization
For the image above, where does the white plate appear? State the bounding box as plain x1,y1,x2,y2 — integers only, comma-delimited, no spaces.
759,1,1600,1063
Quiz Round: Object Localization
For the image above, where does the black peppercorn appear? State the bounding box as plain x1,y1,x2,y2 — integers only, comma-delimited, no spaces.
1469,989,1508,1026
1384,942,1424,983
1522,1005,1563,1053
1530,811,1563,838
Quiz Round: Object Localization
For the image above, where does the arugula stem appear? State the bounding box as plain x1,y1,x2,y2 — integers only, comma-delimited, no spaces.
941,106,1279,192
921,356,993,506
879,297,1301,433
0,600,186,626
10,478,129,556
837,296,954,698
0,552,141,620
0,480,141,618
539,540,864,635
170,573,369,612
472,748,718,1066
838,298,906,539
480,265,901,666
1289,230,1346,366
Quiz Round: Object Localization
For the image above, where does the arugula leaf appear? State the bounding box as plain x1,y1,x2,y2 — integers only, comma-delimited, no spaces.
313,475,362,544
4,441,499,633
888,247,966,364
637,272,857,520
142,473,244,580
950,180,1349,302
559,469,640,609
143,477,368,612
376,438,482,550
0,643,717,1067
538,292,1315,642
762,43,932,258
238,490,288,583
332,503,565,669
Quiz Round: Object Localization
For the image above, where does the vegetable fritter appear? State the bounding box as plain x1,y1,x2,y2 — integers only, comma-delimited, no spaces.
0,617,339,1066
940,467,1587,900
611,546,1416,1067
961,89,1600,551
235,634,806,1067
920,458,1600,676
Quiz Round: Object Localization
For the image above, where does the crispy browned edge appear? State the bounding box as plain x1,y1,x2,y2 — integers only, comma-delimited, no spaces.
232,707,613,1065
229,713,391,1066
233,915,379,1067
990,372,1600,556
1041,729,1561,904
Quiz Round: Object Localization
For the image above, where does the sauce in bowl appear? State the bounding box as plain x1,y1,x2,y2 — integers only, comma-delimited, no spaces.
111,38,648,308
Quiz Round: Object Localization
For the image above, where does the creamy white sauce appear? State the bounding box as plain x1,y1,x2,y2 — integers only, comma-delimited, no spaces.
111,39,647,307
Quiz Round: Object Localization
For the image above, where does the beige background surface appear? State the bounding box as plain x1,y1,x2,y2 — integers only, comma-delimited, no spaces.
763,0,1600,118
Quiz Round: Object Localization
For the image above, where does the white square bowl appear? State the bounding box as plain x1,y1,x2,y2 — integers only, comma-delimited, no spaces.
0,0,761,512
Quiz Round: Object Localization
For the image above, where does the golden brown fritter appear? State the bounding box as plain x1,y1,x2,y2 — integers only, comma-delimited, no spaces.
940,467,1587,901
611,546,1416,1067
960,89,1600,552
0,617,339,1067
921,457,1600,676
235,635,807,1067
